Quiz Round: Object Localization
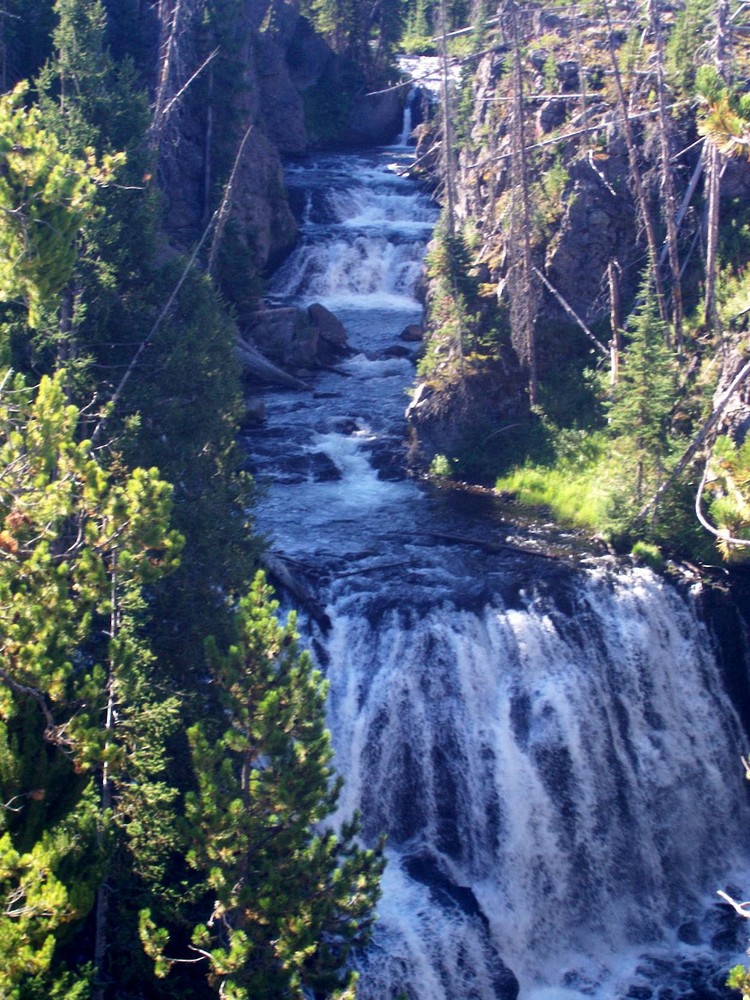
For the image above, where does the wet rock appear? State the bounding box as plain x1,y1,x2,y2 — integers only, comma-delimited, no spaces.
400,323,424,342
402,853,520,1000
276,452,342,482
309,452,342,481
706,900,746,952
330,417,360,434
247,303,350,370
247,307,320,369
307,302,350,359
381,344,415,360
366,440,408,480
240,398,266,427
677,919,702,945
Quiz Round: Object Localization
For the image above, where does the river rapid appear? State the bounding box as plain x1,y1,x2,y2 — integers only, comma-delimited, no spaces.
242,139,750,1000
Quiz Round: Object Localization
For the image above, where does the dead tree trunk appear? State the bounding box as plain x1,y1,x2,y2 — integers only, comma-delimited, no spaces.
608,260,623,386
601,0,670,339
439,0,457,236
704,0,731,330
571,2,589,137
649,0,684,351
504,0,538,405
92,552,119,1000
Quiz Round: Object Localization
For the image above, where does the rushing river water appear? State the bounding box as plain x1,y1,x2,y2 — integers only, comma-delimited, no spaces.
243,141,750,999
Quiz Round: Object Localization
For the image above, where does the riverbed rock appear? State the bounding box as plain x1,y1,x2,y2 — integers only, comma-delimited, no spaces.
307,302,350,358
241,398,266,427
381,344,416,360
246,303,351,371
406,363,528,469
400,323,424,342
247,307,319,369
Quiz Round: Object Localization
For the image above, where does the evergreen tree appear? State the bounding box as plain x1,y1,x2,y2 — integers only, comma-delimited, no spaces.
142,574,384,1000
608,276,678,505
0,372,182,996
0,83,123,335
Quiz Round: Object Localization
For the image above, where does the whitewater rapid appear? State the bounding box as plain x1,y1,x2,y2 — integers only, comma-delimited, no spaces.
245,142,750,1000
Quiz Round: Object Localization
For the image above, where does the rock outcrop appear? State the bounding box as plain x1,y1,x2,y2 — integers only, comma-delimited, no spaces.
406,364,529,467
152,0,406,321
244,302,351,374
407,8,750,469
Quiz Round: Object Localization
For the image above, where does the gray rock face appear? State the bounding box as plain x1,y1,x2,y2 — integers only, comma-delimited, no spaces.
246,302,350,372
537,97,567,133
257,33,308,155
347,88,405,146
155,0,300,278
406,366,528,466
544,149,638,323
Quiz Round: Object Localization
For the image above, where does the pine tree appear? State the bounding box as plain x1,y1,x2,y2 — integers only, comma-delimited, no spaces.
608,275,677,504
0,372,183,996
142,574,384,1000
0,83,123,333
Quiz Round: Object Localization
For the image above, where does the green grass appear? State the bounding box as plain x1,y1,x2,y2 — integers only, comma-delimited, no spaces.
495,430,614,530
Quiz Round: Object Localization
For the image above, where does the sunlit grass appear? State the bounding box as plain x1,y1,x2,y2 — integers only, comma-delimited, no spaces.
495,430,614,530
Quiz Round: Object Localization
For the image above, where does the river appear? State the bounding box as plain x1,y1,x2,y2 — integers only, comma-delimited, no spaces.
242,138,750,999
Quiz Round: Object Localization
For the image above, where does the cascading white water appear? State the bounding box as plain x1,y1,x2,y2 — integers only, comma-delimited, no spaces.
398,86,417,146
248,146,750,999
324,565,750,998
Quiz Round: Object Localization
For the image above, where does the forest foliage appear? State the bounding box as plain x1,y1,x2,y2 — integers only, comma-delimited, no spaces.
0,2,383,998
1,0,750,994
414,0,750,565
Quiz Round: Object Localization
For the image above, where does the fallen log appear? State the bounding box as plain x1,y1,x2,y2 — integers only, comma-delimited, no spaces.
262,551,332,631
235,339,309,390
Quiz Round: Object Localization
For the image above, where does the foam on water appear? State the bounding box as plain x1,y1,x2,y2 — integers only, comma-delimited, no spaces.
323,566,750,998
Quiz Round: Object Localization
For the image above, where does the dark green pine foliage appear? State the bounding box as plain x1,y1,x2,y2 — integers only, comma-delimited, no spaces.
32,0,257,683
0,0,56,90
0,372,182,998
144,574,384,1000
117,267,258,696
608,274,678,504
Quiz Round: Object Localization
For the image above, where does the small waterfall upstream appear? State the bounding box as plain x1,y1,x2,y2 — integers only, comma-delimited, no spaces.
244,137,750,999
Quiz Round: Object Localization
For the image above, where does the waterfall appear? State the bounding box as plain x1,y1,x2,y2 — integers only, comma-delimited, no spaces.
398,86,417,147
247,146,750,999
323,565,750,998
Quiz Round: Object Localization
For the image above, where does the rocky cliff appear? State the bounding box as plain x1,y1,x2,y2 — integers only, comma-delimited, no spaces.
152,0,404,314
407,5,750,474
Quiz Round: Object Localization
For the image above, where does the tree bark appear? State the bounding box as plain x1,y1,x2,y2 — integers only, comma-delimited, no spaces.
649,0,684,351
504,0,538,405
704,0,731,330
601,0,670,337
704,140,723,330
439,0,456,236
93,551,119,1000
608,260,622,386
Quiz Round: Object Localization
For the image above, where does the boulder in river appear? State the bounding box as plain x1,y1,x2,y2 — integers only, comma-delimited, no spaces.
400,323,424,342
245,302,351,373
